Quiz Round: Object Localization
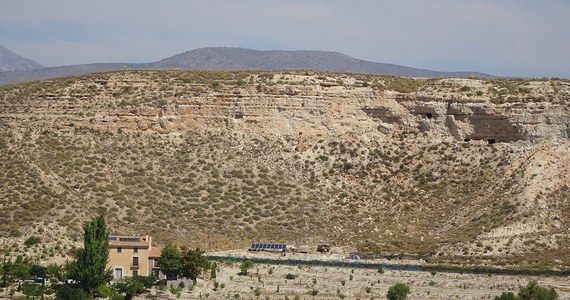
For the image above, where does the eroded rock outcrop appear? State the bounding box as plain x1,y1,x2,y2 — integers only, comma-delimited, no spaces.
365,95,569,143
3,71,567,144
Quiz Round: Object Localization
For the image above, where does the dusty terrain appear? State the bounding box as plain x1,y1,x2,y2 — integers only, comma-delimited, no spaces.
133,250,570,299
0,70,568,269
193,263,569,300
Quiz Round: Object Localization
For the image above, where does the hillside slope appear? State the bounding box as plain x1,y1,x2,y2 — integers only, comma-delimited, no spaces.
0,70,568,268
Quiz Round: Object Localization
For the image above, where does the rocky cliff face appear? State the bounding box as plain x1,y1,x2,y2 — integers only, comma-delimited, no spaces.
0,70,568,268
365,95,569,143
4,71,568,141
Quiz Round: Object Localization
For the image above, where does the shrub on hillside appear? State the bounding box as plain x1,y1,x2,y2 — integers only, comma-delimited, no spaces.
55,285,89,300
494,281,558,300
387,283,410,300
239,259,254,275
24,236,40,247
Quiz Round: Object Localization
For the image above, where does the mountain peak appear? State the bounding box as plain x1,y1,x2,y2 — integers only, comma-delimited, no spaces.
152,47,491,78
0,44,43,72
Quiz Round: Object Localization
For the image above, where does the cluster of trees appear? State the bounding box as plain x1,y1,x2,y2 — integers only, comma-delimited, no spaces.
1,215,211,300
1,256,63,285
158,244,210,283
495,280,558,300
0,256,66,298
383,281,558,300
0,219,103,299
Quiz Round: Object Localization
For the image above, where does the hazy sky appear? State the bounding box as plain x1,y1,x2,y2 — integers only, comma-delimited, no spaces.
1,0,569,77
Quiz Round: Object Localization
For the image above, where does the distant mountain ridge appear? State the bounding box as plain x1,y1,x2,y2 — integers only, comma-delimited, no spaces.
0,47,492,85
151,47,490,78
0,44,43,72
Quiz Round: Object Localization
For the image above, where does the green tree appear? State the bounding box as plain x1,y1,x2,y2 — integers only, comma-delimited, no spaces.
210,262,217,279
180,247,210,283
1,259,10,287
11,263,30,281
133,275,158,288
387,283,410,300
495,281,558,300
518,281,558,300
68,215,113,296
21,282,44,298
56,285,89,300
158,244,182,280
495,292,517,300
239,259,254,275
113,276,145,300
96,284,123,300
46,263,65,283
30,264,47,278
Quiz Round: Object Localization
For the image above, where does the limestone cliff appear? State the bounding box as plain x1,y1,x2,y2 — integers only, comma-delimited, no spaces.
3,72,568,141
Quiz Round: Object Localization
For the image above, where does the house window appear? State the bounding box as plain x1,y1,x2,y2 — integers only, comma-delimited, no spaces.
114,268,123,279
132,257,139,267
132,270,138,277
134,248,138,253
117,247,122,253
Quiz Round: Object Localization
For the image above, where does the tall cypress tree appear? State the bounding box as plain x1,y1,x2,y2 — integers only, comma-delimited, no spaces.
69,215,112,295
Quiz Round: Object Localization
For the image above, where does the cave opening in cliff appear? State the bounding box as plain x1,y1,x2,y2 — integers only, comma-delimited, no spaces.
426,113,433,119
235,111,244,119
464,139,470,142
487,139,496,144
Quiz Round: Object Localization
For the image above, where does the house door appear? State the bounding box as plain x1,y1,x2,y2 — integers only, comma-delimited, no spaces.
114,268,123,279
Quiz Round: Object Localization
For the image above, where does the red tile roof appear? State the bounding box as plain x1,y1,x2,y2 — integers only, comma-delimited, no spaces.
149,246,163,258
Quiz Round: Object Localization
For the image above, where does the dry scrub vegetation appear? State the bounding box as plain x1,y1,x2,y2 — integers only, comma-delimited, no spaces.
0,70,568,269
184,258,570,300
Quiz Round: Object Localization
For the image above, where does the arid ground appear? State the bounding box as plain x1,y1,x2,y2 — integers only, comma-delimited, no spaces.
133,249,570,299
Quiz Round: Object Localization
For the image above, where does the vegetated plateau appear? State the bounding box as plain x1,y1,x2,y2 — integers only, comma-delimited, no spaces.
0,70,568,270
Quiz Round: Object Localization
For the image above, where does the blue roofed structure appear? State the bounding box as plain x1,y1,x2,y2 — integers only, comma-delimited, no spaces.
249,243,287,252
